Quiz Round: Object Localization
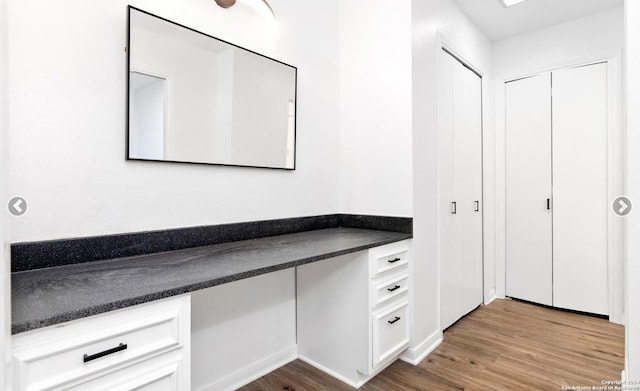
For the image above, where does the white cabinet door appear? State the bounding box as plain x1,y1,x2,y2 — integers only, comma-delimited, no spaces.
505,74,553,306
439,51,461,330
453,56,483,323
552,63,609,315
371,301,409,367
439,50,483,330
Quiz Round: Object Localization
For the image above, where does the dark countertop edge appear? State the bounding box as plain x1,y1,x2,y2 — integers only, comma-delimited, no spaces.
11,232,412,334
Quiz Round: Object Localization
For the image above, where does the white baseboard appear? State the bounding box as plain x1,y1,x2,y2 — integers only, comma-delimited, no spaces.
196,345,297,391
297,355,360,388
399,330,443,365
194,331,445,390
298,354,401,389
484,289,497,305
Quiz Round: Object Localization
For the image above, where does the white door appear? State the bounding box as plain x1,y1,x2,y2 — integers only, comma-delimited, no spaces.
439,50,459,330
552,63,609,315
439,50,483,330
505,74,553,306
453,56,483,324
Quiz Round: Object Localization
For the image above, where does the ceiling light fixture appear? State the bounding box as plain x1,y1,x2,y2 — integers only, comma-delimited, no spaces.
215,0,275,18
501,0,527,7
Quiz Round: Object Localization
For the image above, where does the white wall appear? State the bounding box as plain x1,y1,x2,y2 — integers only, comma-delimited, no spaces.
624,0,640,381
0,0,9,386
191,269,296,390
7,0,340,243
338,0,413,218
493,7,624,80
493,7,624,301
410,0,493,361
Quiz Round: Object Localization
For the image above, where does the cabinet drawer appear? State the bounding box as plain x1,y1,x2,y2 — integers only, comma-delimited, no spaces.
370,247,409,279
372,273,409,308
372,301,409,368
13,296,189,391
64,350,185,391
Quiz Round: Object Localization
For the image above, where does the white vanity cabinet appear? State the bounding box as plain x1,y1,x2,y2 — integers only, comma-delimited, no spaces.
296,240,411,388
12,295,190,391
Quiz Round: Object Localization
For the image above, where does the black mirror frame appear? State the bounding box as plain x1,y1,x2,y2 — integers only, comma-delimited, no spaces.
125,5,298,170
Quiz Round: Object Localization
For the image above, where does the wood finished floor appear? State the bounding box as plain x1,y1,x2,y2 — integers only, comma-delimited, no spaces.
239,299,624,391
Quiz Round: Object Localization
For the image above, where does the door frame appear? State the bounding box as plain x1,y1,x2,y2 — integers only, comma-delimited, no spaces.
436,33,489,329
498,53,624,324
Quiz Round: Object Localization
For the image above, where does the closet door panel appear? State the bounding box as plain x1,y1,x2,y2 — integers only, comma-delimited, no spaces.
505,74,553,306
440,50,483,331
439,52,463,330
452,59,483,318
552,63,608,315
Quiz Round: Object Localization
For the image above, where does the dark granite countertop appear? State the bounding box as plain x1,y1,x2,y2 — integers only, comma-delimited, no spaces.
11,227,411,334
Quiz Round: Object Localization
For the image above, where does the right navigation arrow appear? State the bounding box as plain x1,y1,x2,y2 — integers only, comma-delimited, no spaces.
618,199,629,214
613,196,632,217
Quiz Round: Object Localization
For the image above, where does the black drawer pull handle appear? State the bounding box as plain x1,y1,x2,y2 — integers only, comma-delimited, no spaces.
83,343,127,363
475,200,480,212
387,257,401,264
388,316,401,325
387,285,401,292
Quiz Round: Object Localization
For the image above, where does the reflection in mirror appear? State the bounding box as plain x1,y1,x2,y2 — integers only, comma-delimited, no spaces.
127,7,297,169
129,72,166,160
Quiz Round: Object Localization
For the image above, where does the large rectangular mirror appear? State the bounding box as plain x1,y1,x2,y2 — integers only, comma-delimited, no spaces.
127,6,297,169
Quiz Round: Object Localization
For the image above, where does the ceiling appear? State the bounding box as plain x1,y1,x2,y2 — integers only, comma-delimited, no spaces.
451,0,624,42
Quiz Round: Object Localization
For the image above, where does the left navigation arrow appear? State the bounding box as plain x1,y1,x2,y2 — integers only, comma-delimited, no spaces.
8,197,27,216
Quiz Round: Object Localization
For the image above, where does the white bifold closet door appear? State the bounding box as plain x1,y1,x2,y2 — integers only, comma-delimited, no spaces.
505,73,553,306
505,62,608,316
439,50,483,330
552,63,608,315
